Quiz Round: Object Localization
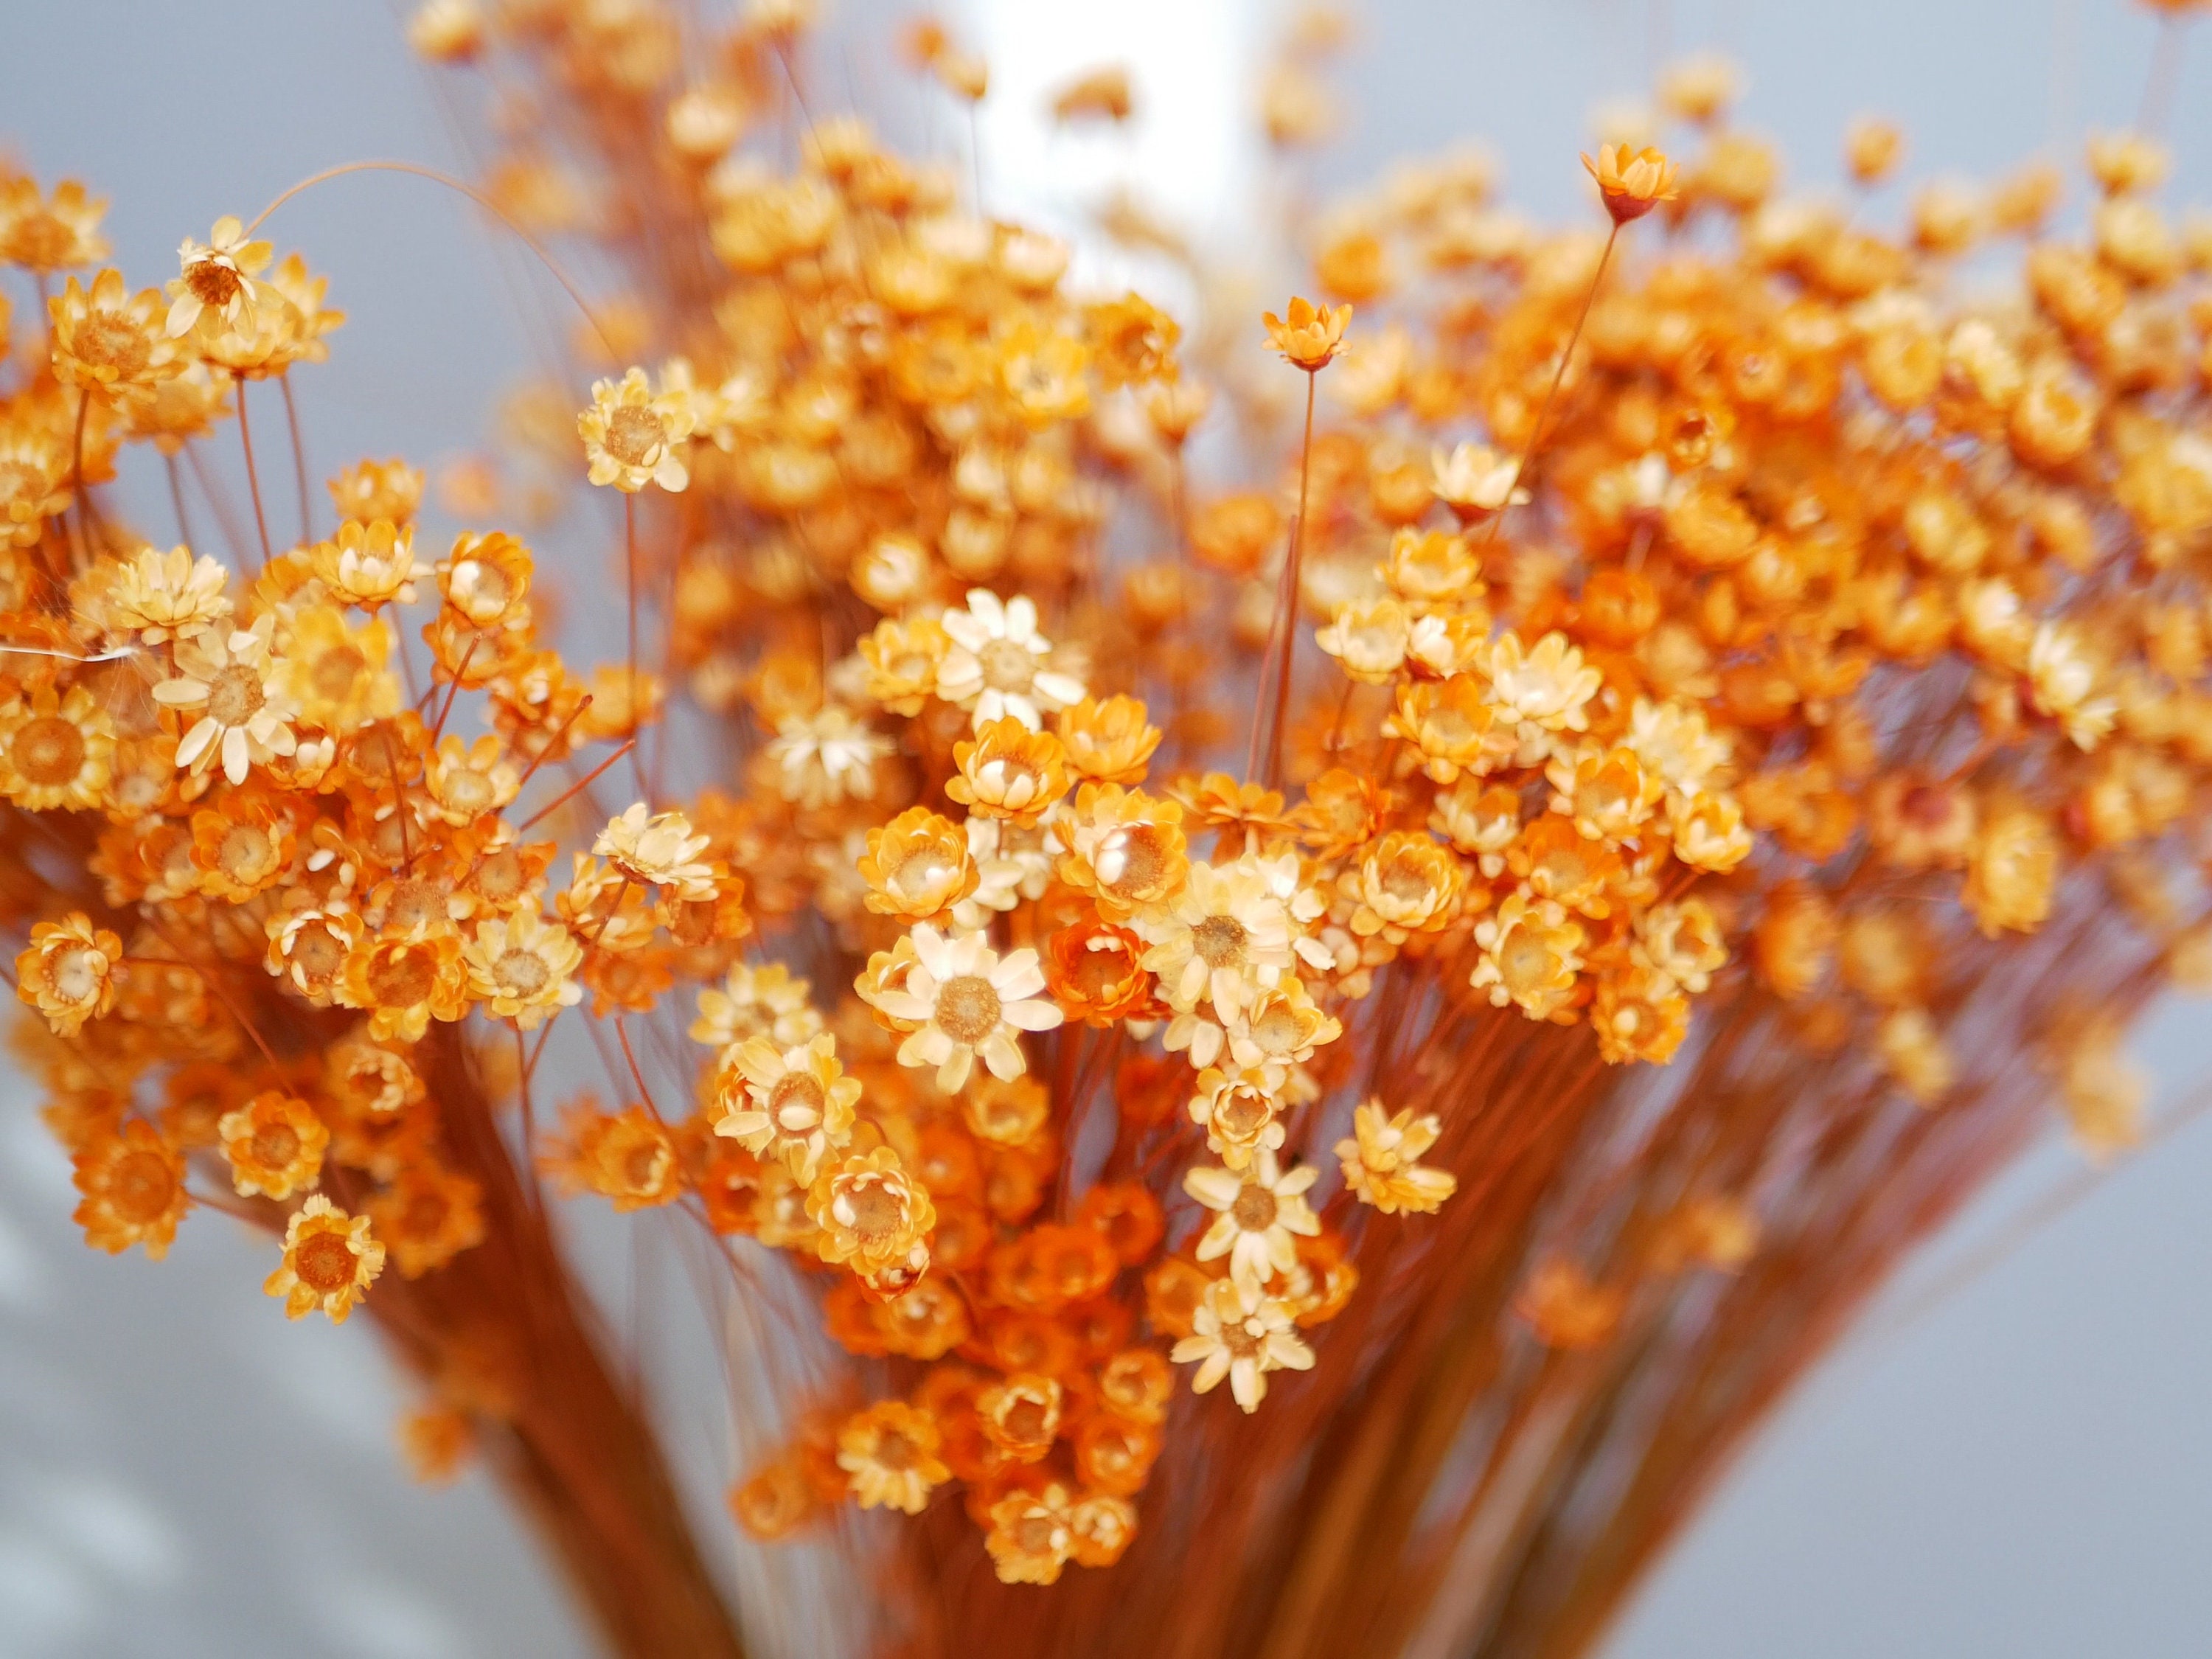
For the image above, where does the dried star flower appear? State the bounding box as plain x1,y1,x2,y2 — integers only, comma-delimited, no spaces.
0,175,110,271
462,908,583,1029
936,589,1085,731
265,1194,385,1323
947,717,1071,826
312,518,428,611
1336,1100,1455,1214
838,1401,950,1513
874,923,1063,1091
16,913,124,1037
49,269,186,408
713,1031,860,1180
150,616,300,785
1184,1150,1321,1293
807,1144,936,1276
167,215,274,340
1582,143,1679,223
1262,295,1352,370
1170,1277,1315,1412
984,1481,1076,1585
73,1119,189,1259
594,803,716,899
0,684,114,811
858,807,978,921
578,366,696,493
218,1091,330,1200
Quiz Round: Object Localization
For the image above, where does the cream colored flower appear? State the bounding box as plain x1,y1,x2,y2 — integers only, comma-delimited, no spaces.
1336,1099,1456,1214
1137,854,1329,1020
1482,630,1601,734
691,962,822,1050
594,803,715,898
97,543,230,644
167,215,274,340
935,588,1086,731
766,705,892,807
312,519,428,611
462,908,583,1029
150,615,299,785
1169,1277,1315,1411
872,922,1064,1091
578,366,696,493
1430,441,1528,520
2025,620,2118,751
1183,1149,1321,1292
713,1032,859,1180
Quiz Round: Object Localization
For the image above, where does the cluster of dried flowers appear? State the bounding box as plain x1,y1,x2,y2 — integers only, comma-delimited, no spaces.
7,0,2212,1652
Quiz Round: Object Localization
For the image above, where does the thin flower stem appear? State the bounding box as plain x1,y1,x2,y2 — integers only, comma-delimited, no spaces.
430,634,481,745
2140,13,2188,139
279,372,313,546
164,452,196,552
68,388,92,563
512,695,595,799
1480,220,1621,548
240,159,620,358
519,740,635,832
615,1017,662,1119
1251,366,1318,787
233,372,274,568
625,492,646,799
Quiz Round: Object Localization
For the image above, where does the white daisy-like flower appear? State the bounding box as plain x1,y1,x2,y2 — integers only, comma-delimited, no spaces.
150,614,299,785
1183,1148,1321,1293
1430,440,1528,518
767,705,893,807
934,588,1086,731
1169,1277,1315,1412
1136,854,1330,1020
872,922,1064,1091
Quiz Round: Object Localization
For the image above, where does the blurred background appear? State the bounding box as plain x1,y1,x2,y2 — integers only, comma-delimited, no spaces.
4,1,2211,1655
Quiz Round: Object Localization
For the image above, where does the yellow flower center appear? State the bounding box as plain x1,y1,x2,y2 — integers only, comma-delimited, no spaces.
603,406,666,467
838,1177,905,1240
770,1071,827,1133
184,258,243,310
52,946,105,1004
74,311,153,379
1192,914,1249,969
495,947,550,998
206,663,265,728
366,945,438,1009
935,974,1002,1045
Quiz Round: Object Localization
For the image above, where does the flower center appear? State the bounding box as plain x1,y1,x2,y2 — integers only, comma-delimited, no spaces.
251,1121,302,1169
839,1178,905,1239
874,1429,917,1471
311,643,366,703
1231,1184,1279,1231
385,879,447,933
11,714,85,785
53,947,104,1004
443,768,495,811
77,312,153,378
1192,914,1249,969
219,822,274,883
979,637,1037,692
894,845,955,897
1250,1006,1302,1055
366,946,437,1009
108,1150,177,1224
288,923,345,988
770,1072,827,1133
1096,824,1165,896
205,663,265,728
294,1231,358,1293
935,974,1002,1045
603,406,665,467
185,259,243,310
495,948,550,997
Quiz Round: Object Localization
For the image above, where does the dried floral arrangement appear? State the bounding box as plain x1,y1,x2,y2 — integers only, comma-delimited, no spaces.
6,1,2212,1656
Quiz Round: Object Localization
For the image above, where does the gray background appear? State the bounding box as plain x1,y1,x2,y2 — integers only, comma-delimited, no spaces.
4,1,2210,1655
